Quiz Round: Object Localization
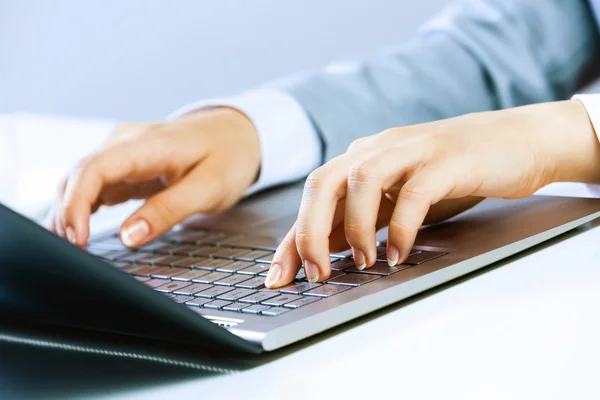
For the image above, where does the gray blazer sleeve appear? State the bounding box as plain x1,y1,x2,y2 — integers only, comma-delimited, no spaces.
270,0,600,162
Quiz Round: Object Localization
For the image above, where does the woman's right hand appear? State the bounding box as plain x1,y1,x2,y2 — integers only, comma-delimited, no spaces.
47,107,261,248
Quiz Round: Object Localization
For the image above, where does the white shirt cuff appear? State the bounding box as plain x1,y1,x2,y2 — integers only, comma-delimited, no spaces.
168,89,322,195
537,94,600,198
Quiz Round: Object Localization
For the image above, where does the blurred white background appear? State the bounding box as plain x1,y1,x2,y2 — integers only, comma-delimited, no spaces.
0,0,451,120
0,0,452,217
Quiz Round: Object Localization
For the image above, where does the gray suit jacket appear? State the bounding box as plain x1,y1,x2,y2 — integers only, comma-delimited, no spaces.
271,0,600,162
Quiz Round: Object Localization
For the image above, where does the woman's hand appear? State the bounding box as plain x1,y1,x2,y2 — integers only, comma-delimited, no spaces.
47,108,261,248
265,100,600,288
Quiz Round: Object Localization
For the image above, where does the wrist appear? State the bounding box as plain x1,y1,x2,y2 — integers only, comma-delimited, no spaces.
528,100,600,185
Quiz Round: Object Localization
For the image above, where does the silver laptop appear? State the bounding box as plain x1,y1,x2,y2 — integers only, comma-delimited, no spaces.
1,182,599,353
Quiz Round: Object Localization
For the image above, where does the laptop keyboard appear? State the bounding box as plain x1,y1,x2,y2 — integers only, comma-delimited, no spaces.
88,229,447,317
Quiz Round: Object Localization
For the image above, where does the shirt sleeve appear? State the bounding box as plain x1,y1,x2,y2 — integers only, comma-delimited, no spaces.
168,89,322,195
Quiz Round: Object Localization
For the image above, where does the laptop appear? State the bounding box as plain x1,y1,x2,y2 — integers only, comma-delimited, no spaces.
1,182,599,354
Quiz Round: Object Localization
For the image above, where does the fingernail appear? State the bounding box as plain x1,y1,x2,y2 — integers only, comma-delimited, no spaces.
265,263,282,288
121,219,150,247
304,260,320,282
66,226,77,245
387,245,399,267
352,247,366,270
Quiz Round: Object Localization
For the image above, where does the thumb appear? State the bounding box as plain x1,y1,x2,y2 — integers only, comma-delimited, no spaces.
119,158,226,247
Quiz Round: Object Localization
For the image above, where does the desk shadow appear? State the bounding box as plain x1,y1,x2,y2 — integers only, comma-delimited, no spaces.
0,222,593,399
0,340,204,399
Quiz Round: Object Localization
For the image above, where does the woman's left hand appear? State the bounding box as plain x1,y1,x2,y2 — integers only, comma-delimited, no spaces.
264,100,600,288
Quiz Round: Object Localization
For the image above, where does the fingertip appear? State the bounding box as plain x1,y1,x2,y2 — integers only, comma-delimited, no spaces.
120,218,151,248
65,226,78,246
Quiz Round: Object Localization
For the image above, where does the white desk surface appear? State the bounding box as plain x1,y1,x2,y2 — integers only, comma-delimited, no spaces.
4,115,600,399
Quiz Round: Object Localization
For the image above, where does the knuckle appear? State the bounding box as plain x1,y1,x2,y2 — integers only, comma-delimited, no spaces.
348,162,372,185
347,137,366,152
294,229,315,251
305,168,327,192
399,184,428,203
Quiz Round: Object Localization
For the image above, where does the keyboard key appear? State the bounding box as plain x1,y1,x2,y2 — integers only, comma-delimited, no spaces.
222,303,250,313
214,274,253,286
234,276,266,290
376,247,420,262
131,265,170,277
151,267,188,279
120,264,148,274
346,262,411,276
233,250,273,262
136,254,174,265
155,280,192,293
241,305,271,315
294,269,306,281
226,235,280,251
189,245,219,257
204,300,232,310
143,278,170,288
210,247,249,259
262,294,302,306
171,295,195,304
214,234,247,245
238,263,270,276
279,281,322,294
88,236,127,251
94,249,130,261
327,273,379,286
137,241,171,253
119,253,152,263
304,284,350,297
153,256,189,266
330,258,356,271
238,291,279,304
323,270,346,281
217,288,257,301
185,297,212,307
171,269,211,282
195,285,235,299
164,230,209,244
404,251,447,265
159,244,198,256
284,296,321,308
88,247,114,257
192,258,234,271
171,257,206,268
262,307,291,316
173,283,212,296
331,249,353,259
196,232,229,245
192,272,232,284
134,276,150,282
113,261,131,269
215,261,255,273
255,253,275,264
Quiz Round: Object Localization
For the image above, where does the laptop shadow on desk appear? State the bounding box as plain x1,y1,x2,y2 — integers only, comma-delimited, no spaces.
0,222,593,399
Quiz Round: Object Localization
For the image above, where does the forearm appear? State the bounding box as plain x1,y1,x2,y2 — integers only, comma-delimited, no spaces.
273,0,600,162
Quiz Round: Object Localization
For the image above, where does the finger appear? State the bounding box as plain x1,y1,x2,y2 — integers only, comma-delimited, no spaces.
118,156,224,248
329,197,394,254
344,158,386,270
265,224,303,288
60,137,201,247
388,164,456,265
294,156,355,282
